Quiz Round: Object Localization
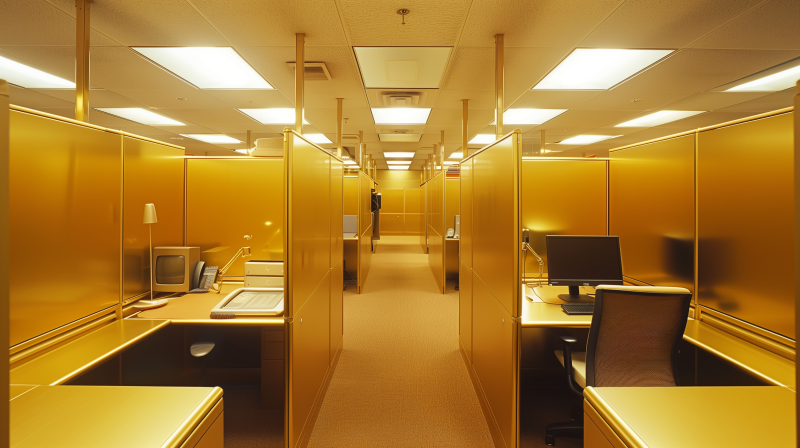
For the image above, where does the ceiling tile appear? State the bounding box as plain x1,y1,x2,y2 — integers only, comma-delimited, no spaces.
0,0,119,46
354,47,452,89
537,109,638,131
660,91,771,111
0,46,77,82
91,47,193,90
304,107,374,133
436,89,495,109
441,47,494,91
510,90,599,109
156,108,256,128
655,110,754,130
573,90,694,111
206,90,293,109
691,0,800,50
113,88,230,109
8,86,74,109
715,89,795,112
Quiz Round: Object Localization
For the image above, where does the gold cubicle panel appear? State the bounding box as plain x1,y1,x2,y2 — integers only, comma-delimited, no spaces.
122,137,184,301
186,158,284,277
1,80,10,434
9,109,121,347
427,172,444,293
520,159,607,277
610,135,695,292
343,175,358,281
445,177,460,279
405,186,422,235
420,184,427,252
330,158,343,361
698,111,795,338
376,188,404,234
460,157,474,361
357,171,373,293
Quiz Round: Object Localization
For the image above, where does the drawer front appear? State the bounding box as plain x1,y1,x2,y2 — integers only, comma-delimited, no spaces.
262,341,284,360
244,276,285,287
263,329,285,342
245,262,284,276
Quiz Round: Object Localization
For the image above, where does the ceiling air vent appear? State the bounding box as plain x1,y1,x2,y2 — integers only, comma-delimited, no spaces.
286,62,332,81
380,91,423,106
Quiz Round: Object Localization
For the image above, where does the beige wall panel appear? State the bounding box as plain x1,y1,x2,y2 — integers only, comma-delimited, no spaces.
381,213,405,234
330,258,343,363
610,136,695,292
472,276,517,448
698,112,795,338
377,188,404,214
122,137,184,301
331,159,343,262
459,261,473,361
521,159,607,277
445,178,461,231
461,158,473,269
287,135,331,315
473,135,520,315
405,188,421,213
290,271,331,448
10,111,120,347
186,159,283,277
405,213,422,235
343,176,358,216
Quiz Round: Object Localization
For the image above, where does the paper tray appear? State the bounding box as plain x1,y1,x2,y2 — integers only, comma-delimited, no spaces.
211,287,285,316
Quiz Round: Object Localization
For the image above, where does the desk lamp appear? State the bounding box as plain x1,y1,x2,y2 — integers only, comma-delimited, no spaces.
213,235,253,293
143,203,158,299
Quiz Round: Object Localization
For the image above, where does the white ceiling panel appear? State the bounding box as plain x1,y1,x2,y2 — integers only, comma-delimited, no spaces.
654,110,754,130
157,108,257,127
0,0,119,46
206,90,293,109
691,0,800,50
715,89,795,112
503,47,575,104
573,90,694,111
8,86,74,109
0,46,77,83
511,91,600,109
441,47,494,91
659,91,771,111
354,47,452,89
435,89,495,109
542,109,641,130
114,87,230,109
91,47,193,90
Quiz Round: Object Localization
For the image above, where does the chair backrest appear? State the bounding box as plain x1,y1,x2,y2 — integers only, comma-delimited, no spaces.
586,285,692,387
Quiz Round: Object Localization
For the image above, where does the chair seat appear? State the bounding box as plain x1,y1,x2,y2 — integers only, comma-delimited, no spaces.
190,342,215,358
554,350,587,388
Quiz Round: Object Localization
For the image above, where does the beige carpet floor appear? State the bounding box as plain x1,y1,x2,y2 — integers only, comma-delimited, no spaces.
307,236,494,448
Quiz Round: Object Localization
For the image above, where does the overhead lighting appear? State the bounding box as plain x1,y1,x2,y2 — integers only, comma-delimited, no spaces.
449,152,463,159
558,135,621,145
501,108,567,125
181,134,241,144
469,134,495,145
344,160,357,165
388,165,410,170
533,49,673,90
615,110,705,127
305,133,332,144
379,134,422,142
132,47,273,89
371,108,431,125
443,161,458,165
726,63,800,92
233,149,249,154
96,108,184,126
387,160,412,165
384,152,415,158
0,55,75,89
239,108,309,124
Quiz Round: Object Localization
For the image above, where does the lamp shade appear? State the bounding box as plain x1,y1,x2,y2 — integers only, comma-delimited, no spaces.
143,203,158,224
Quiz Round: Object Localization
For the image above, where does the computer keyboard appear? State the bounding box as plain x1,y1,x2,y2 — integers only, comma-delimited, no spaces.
561,303,594,315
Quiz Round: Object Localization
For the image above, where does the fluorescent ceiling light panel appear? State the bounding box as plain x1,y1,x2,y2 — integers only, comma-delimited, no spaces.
449,152,463,159
444,161,458,165
133,47,272,89
533,49,673,90
388,165,410,170
372,108,431,125
305,134,332,144
181,134,241,144
233,149,249,154
344,160,357,165
503,108,567,124
469,134,496,145
726,63,800,92
615,110,705,127
383,152,415,158
96,108,184,126
239,108,308,124
387,161,412,165
0,55,75,89
378,134,422,142
558,135,620,145
354,47,452,88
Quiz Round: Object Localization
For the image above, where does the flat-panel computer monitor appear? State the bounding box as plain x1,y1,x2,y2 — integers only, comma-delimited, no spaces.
546,235,623,301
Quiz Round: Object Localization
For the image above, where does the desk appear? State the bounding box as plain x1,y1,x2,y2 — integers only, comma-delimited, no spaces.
11,385,223,448
583,386,796,448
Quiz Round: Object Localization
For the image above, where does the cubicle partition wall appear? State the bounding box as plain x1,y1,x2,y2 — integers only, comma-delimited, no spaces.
420,184,427,253
375,170,422,236
330,158,344,362
1,80,9,443
283,130,343,448
343,175,358,281
460,131,522,448
427,172,445,293
445,177,460,280
357,171,375,293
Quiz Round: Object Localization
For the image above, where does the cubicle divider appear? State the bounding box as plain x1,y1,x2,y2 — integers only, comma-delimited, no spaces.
420,183,427,253
459,130,522,448
283,130,343,448
357,171,375,294
427,172,445,293
375,170,422,236
1,80,9,444
445,176,460,280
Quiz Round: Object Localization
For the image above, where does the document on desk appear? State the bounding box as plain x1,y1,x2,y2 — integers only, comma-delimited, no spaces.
223,291,283,310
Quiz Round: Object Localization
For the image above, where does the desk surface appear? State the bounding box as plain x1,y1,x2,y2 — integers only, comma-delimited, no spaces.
10,319,169,386
584,386,796,448
11,385,222,448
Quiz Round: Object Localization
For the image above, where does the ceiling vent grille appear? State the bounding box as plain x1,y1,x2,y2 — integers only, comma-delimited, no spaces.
287,62,332,81
381,91,423,106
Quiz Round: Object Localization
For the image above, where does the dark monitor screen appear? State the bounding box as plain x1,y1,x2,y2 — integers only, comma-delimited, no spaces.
156,255,186,285
546,236,623,287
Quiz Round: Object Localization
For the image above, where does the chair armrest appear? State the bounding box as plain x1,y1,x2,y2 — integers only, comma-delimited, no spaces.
548,328,584,397
549,328,577,344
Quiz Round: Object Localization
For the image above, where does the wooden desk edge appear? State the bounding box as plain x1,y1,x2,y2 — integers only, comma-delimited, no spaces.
162,387,224,448
584,387,648,448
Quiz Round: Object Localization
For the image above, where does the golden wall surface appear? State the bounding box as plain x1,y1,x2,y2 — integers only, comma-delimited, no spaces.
420,185,427,252
358,172,374,293
186,159,283,278
9,110,121,347
122,137,184,301
1,80,10,432
460,157,474,361
521,159,607,277
697,112,795,338
610,136,695,292
343,176,358,216
445,178,461,279
375,187,423,235
330,160,343,360
375,170,420,189
427,173,444,292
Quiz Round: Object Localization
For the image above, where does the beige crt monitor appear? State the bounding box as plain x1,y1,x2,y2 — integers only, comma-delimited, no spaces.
152,247,200,293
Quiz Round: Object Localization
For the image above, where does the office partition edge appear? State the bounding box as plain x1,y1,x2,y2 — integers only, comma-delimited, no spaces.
1,78,10,448
793,79,799,444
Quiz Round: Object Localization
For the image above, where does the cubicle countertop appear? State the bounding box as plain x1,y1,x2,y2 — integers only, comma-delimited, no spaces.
584,386,796,448
10,319,169,386
135,289,284,327
10,385,223,448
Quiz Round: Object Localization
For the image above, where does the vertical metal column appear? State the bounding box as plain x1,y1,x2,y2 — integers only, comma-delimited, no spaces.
462,99,469,158
440,130,445,174
540,130,545,155
495,34,504,139
295,33,304,134
75,0,90,122
336,98,343,159
246,129,253,156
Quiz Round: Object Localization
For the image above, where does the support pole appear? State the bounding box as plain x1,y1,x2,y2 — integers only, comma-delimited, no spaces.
440,130,445,174
495,34,504,139
76,0,90,122
462,99,469,158
295,33,305,134
246,129,253,156
336,98,343,159
540,129,546,155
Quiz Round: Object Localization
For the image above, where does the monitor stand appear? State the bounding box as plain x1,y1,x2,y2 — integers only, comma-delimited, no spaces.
558,285,594,303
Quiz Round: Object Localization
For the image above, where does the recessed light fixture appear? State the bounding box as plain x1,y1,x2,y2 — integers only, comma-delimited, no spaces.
387,160,412,165
305,134,332,144
344,160,357,165
558,135,621,145
388,165,410,170
96,108,184,126
532,49,673,90
615,110,705,127
501,108,567,125
239,108,309,124
725,62,800,92
133,47,273,89
378,134,422,142
0,55,75,89
443,161,457,165
181,134,241,144
371,108,431,125
468,134,495,145
384,152,415,158
233,149,249,154
448,152,463,159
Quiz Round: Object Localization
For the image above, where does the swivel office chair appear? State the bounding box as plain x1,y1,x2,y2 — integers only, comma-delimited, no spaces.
545,285,692,446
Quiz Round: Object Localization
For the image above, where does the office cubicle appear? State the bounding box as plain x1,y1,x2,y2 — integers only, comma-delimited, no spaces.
375,170,422,236
426,172,445,293
0,80,9,442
